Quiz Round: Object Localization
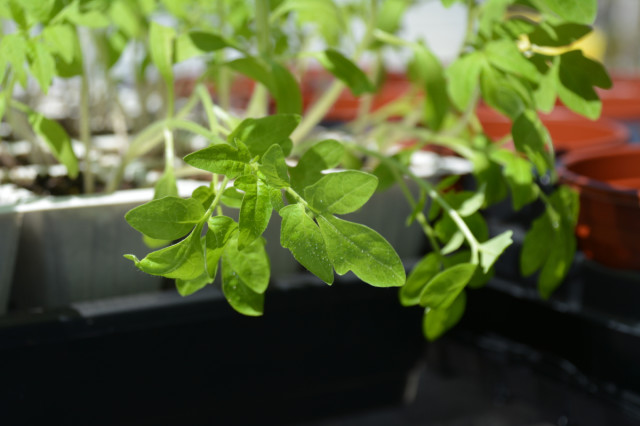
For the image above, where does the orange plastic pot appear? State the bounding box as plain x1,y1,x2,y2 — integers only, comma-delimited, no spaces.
598,74,640,141
477,106,630,156
559,145,640,270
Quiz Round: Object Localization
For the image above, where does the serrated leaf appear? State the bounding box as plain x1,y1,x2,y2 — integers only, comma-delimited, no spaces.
280,203,333,284
484,39,540,82
228,114,300,158
401,253,440,307
478,231,513,273
423,290,466,341
28,112,79,178
446,52,485,111
317,214,405,287
419,263,476,309
184,143,251,178
125,223,206,281
290,139,344,192
315,48,375,96
305,171,378,215
259,144,290,188
149,21,175,88
125,196,205,240
238,176,272,250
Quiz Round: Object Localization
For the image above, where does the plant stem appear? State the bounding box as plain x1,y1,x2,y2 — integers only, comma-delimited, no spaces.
80,66,94,193
216,0,231,111
290,79,345,144
205,176,231,219
350,143,480,264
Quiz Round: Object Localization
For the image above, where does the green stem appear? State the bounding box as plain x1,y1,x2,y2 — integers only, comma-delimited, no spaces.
291,80,345,145
80,67,94,193
205,176,231,219
216,0,231,111
350,143,480,264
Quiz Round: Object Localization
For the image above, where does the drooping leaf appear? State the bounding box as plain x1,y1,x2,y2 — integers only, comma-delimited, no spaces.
270,62,303,114
511,110,553,175
228,114,300,158
125,196,205,240
280,203,333,284
305,171,378,215
419,263,476,309
28,112,79,178
556,50,610,119
317,214,405,287
184,143,251,179
314,48,375,96
28,42,55,93
480,65,525,120
125,224,206,281
222,234,270,294
410,43,449,131
520,212,553,277
423,290,466,341
400,253,440,307
237,176,272,250
206,216,238,277
490,149,537,210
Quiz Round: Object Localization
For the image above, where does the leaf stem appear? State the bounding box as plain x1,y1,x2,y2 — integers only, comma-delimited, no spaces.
80,67,94,193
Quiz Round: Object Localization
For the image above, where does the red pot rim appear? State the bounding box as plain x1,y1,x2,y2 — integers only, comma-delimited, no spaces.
598,74,640,121
558,144,640,202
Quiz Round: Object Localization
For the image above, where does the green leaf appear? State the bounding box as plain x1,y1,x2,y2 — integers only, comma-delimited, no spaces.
184,143,251,179
125,224,206,281
206,216,238,277
490,149,537,210
419,263,476,309
221,187,244,208
479,0,511,37
531,0,597,25
42,24,79,65
529,23,593,47
270,62,303,115
410,44,449,131
457,185,485,217
400,253,440,307
259,144,290,188
108,0,142,38
538,223,575,299
176,271,213,297
226,56,272,88
125,196,205,240
149,21,175,88
478,231,513,273
228,114,300,158
28,112,79,178
280,203,333,284
191,186,215,210
511,110,553,175
272,0,344,45
556,50,609,119
305,171,378,215
484,39,540,82
238,176,272,250
317,214,405,287
314,48,375,96
28,42,55,94
533,58,558,113
290,139,344,192
446,52,485,111
376,0,410,35
520,212,553,277
423,290,466,341
175,30,232,63
480,65,525,120
221,235,269,316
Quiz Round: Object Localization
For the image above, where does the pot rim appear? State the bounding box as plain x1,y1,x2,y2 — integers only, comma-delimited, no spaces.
558,144,640,201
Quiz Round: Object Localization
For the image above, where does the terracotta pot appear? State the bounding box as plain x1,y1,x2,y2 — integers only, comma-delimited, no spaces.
598,74,640,141
477,106,630,156
301,69,414,123
558,144,640,270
